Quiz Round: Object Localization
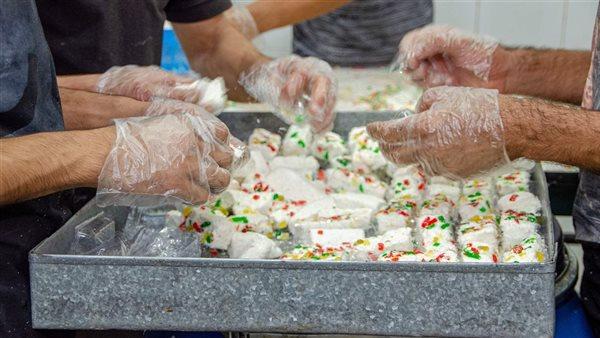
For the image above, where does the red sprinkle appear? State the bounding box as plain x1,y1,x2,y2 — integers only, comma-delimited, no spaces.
492,254,498,263
252,194,260,200
192,222,202,232
403,179,410,186
317,169,326,181
418,182,425,190
209,249,219,257
509,194,518,202
317,229,324,235
513,245,524,254
377,243,385,251
267,144,277,152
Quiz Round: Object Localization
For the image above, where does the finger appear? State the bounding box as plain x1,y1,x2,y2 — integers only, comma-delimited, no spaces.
408,61,430,82
210,148,234,169
167,81,203,103
205,161,231,194
402,26,452,70
308,76,334,131
366,117,413,144
417,86,454,113
186,183,211,205
379,142,419,166
281,71,307,107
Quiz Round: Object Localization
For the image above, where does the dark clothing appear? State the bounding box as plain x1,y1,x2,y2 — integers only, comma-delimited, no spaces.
2,1,230,336
575,5,600,335
35,0,231,74
293,0,433,67
0,1,77,337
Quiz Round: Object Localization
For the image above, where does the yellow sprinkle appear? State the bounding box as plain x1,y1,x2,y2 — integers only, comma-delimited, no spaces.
278,221,288,229
536,252,545,262
182,206,193,218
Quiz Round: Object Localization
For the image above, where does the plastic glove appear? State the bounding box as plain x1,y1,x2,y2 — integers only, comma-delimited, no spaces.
225,6,259,40
367,86,510,179
97,112,248,207
97,65,227,112
239,55,337,133
395,25,499,88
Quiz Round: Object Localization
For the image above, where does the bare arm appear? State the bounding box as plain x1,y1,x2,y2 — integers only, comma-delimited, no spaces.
501,95,600,171
0,127,114,204
499,48,591,105
173,14,270,102
60,87,150,130
246,0,350,33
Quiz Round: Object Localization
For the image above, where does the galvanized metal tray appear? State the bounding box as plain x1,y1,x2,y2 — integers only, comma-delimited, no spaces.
30,112,556,337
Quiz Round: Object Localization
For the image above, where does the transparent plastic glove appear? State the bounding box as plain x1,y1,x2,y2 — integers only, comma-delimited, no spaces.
367,86,510,179
239,55,337,133
144,98,250,171
394,25,499,88
225,6,259,40
97,112,246,207
97,65,227,111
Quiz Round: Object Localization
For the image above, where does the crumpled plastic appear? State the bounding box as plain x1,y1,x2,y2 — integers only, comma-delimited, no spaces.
97,112,248,207
239,55,337,133
97,65,227,113
225,5,259,40
69,207,201,258
367,86,511,180
393,24,498,87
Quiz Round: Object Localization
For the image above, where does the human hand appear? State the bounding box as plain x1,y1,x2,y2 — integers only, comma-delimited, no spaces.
96,112,247,206
395,25,510,90
367,86,511,179
239,55,337,133
97,65,227,112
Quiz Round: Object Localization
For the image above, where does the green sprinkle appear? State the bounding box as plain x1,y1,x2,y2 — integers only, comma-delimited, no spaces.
439,216,446,222
527,215,537,223
272,193,279,200
463,249,481,260
433,242,440,247
373,147,380,153
337,158,350,166
441,222,450,229
324,151,329,160
359,184,365,193
298,140,306,148
479,207,487,213
231,216,249,223
295,115,305,123
214,199,222,208
201,221,211,228
290,132,299,138
524,236,536,244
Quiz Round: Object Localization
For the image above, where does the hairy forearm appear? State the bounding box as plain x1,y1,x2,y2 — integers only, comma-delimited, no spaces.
501,48,590,104
57,74,101,92
60,87,149,130
0,127,114,204
248,0,350,33
501,95,600,171
173,14,270,102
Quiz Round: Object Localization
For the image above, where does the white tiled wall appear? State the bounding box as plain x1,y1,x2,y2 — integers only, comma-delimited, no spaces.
248,0,598,58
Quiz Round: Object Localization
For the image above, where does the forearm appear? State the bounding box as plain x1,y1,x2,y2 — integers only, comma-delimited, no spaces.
57,74,101,92
500,48,590,104
173,15,270,102
60,87,149,130
247,0,350,33
501,95,600,171
0,127,114,204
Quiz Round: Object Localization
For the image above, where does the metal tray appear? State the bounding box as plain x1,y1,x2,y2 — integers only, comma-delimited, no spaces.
30,112,556,337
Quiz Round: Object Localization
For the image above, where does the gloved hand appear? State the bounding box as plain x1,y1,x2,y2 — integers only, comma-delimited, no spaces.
225,5,260,40
239,55,337,133
395,25,504,89
97,112,248,207
367,86,511,179
97,65,227,113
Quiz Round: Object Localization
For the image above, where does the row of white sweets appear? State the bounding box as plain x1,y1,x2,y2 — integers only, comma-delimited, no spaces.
165,125,547,263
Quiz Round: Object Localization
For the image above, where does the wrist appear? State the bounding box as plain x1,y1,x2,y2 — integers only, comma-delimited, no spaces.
489,46,514,93
498,95,529,160
71,126,115,187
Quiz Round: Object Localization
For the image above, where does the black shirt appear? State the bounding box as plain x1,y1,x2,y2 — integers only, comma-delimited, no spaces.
35,0,231,75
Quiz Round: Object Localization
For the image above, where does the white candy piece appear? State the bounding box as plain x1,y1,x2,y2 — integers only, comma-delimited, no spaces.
499,211,539,249
290,208,372,243
419,194,455,219
345,228,414,261
228,232,282,259
460,242,499,263
426,184,461,204
502,234,546,263
309,228,365,247
496,170,530,196
325,168,387,198
415,215,454,245
347,126,370,151
331,193,385,211
423,243,459,262
270,156,319,179
462,177,495,200
197,77,227,113
248,128,281,160
311,131,347,161
165,210,184,228
387,174,425,201
227,190,273,215
351,146,387,174
497,191,542,215
265,168,327,203
204,218,236,250
229,213,273,234
457,216,498,247
281,124,313,156
458,192,494,221
375,201,415,234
